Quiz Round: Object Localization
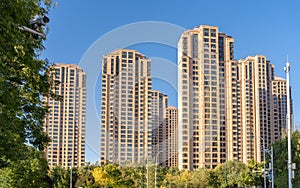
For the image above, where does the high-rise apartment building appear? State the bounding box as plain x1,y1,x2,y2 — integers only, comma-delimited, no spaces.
44,63,86,168
151,90,168,166
178,25,234,169
237,55,274,163
272,76,288,140
167,106,178,167
177,25,291,170
100,49,153,165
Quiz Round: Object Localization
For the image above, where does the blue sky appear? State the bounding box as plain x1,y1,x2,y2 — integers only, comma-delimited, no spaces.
42,0,300,163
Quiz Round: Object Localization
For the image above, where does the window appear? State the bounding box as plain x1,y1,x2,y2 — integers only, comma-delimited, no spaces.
204,29,209,36
211,29,216,37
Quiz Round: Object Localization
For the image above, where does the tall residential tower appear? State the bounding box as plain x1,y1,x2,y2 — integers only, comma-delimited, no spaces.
151,90,168,166
272,76,288,140
178,25,234,169
44,63,86,168
237,55,274,163
167,106,178,167
177,25,290,170
100,49,153,165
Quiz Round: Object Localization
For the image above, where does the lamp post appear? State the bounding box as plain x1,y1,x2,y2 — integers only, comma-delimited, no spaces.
267,146,274,188
146,156,149,188
155,149,166,188
262,137,266,188
264,147,274,188
250,133,266,188
285,60,292,188
70,166,72,188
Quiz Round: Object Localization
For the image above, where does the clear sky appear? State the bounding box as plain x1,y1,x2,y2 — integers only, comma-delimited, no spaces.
42,0,300,163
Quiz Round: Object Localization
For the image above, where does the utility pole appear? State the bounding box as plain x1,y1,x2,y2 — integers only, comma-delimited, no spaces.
262,138,266,188
70,166,72,188
271,146,274,188
155,149,166,188
285,59,292,188
266,147,274,188
146,157,149,188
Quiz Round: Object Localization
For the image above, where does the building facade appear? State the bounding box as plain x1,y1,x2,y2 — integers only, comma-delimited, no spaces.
100,49,153,165
237,55,274,163
177,25,291,170
44,63,86,168
178,25,234,169
151,90,168,166
167,106,178,167
272,76,288,140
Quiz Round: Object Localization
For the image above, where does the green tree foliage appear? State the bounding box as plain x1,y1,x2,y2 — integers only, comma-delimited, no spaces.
0,0,53,168
93,163,136,187
272,131,300,187
49,164,98,188
75,163,97,188
161,167,180,187
48,166,71,188
45,161,264,188
209,160,262,188
0,146,50,188
191,168,210,187
162,167,209,188
245,159,263,186
122,165,147,187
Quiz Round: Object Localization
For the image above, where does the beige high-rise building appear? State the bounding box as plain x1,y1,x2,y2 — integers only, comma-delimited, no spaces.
272,76,288,140
178,25,234,169
177,25,292,170
100,49,153,165
44,63,86,168
151,90,168,166
237,55,274,163
167,106,178,167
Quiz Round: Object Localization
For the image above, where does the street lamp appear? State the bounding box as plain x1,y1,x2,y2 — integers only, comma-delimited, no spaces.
146,156,149,188
70,166,72,188
285,59,292,188
262,137,267,188
266,146,274,188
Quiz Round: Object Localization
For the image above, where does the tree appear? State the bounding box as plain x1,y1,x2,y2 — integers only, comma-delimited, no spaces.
48,166,71,188
0,146,50,188
209,160,262,188
244,159,263,186
191,168,210,187
0,0,53,168
122,165,146,187
75,163,97,188
272,131,300,187
161,168,193,188
161,167,180,187
93,164,119,187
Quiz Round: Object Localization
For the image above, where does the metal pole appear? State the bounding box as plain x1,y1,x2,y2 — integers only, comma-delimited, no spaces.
70,166,72,188
155,150,164,188
271,146,274,188
285,61,292,188
18,25,46,38
224,161,227,186
155,152,159,188
263,138,266,188
146,157,149,188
